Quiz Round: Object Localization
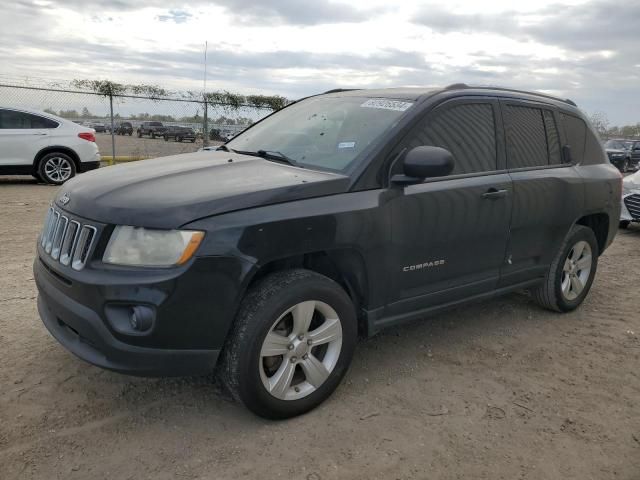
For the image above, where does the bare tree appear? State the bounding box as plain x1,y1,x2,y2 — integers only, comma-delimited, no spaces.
589,111,610,136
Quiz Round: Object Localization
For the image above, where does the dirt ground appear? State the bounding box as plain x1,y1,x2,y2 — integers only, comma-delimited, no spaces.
94,131,214,158
1,176,639,480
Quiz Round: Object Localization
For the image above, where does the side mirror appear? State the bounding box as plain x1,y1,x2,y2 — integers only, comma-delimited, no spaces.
391,146,455,185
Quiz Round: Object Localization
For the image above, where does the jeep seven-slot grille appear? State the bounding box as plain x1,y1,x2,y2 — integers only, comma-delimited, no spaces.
40,207,97,270
625,194,640,220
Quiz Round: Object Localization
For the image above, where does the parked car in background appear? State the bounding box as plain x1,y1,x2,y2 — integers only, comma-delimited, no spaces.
0,107,100,184
626,140,640,171
114,122,133,136
604,139,632,172
620,169,640,228
164,126,196,142
90,122,106,133
137,121,166,139
36,85,620,419
209,128,236,142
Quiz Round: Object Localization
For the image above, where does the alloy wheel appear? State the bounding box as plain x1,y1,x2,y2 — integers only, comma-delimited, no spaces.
561,240,592,301
259,300,343,401
43,157,72,183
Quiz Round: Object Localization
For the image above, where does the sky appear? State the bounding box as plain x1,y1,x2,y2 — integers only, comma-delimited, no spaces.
1,0,639,125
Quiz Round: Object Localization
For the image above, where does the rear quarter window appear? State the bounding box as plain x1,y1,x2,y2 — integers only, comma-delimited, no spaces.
560,113,586,163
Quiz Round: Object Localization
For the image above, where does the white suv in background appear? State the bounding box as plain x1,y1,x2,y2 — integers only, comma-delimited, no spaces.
0,107,100,184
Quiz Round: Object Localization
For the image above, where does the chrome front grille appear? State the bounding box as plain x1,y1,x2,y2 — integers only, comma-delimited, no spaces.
625,194,640,220
40,207,97,270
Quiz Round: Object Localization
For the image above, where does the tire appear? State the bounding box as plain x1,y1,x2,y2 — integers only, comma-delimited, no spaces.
531,225,598,312
176,136,182,142
128,132,132,136
620,220,630,229
220,269,357,419
191,138,196,143
32,172,43,183
622,158,630,173
38,152,76,185
137,130,142,138
151,132,155,139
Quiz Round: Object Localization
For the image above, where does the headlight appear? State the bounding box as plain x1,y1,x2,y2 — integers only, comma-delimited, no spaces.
103,226,204,267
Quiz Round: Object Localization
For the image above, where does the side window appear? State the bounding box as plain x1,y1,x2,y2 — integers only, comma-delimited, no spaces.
560,113,586,163
403,103,497,175
504,105,548,168
0,110,58,129
543,110,561,164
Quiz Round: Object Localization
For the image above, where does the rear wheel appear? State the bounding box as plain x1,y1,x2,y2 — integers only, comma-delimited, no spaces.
38,152,76,185
532,225,598,312
220,269,356,419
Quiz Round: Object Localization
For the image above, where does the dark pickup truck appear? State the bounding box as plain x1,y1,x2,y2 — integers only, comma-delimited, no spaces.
35,85,621,419
163,126,196,142
137,121,166,139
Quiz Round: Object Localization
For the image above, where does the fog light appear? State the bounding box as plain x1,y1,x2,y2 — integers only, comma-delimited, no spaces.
130,306,154,331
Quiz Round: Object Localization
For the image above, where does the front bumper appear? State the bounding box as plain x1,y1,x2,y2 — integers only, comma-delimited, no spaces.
36,278,219,376
621,192,640,221
33,248,251,376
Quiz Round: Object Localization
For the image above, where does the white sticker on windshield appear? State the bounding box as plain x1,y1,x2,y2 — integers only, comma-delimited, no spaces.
361,99,413,112
338,141,356,149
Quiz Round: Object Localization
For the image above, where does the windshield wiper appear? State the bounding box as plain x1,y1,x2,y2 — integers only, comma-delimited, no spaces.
235,149,299,166
258,150,298,166
216,144,236,153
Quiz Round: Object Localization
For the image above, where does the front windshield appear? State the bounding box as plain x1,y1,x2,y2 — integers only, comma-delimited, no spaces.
227,96,414,172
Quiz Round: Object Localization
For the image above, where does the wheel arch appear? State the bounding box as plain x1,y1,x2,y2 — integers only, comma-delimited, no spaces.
33,146,80,172
246,248,370,336
575,212,610,255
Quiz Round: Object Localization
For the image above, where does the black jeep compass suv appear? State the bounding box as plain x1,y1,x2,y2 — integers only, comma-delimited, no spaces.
35,85,621,419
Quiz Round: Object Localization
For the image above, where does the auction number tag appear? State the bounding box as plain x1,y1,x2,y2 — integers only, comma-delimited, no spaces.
360,99,413,112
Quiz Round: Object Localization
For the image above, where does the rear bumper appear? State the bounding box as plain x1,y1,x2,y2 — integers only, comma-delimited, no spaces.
79,161,100,173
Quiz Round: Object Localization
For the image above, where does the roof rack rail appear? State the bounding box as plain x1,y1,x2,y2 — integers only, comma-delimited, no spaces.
443,83,577,107
322,88,361,94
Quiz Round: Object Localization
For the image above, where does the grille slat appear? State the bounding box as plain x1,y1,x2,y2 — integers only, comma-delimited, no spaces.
40,207,97,271
625,194,640,219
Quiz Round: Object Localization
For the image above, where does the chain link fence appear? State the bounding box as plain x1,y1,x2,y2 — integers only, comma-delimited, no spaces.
0,81,276,163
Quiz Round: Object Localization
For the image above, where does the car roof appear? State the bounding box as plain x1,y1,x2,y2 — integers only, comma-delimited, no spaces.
318,84,579,111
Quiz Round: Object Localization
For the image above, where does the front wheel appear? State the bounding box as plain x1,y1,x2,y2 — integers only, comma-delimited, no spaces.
220,269,357,419
531,225,598,312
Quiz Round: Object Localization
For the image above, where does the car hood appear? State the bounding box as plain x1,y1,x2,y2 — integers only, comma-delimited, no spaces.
56,151,350,229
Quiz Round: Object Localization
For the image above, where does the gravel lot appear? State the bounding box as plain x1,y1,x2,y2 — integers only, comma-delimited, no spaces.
1,177,639,480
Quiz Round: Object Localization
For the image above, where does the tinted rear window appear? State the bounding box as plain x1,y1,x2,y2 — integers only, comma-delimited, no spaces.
504,105,549,168
0,109,59,129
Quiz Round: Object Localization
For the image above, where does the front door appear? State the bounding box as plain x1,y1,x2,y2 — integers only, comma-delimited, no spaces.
383,98,512,321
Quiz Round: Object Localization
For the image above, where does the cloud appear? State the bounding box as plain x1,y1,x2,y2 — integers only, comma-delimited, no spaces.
157,9,192,24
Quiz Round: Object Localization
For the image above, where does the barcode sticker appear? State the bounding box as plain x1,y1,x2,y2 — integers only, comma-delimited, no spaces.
361,99,413,111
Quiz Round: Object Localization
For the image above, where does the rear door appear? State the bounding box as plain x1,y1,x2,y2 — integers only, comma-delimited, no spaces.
384,97,513,318
0,109,56,166
498,100,584,286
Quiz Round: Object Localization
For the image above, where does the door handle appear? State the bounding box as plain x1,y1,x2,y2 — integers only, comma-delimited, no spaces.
482,188,508,200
